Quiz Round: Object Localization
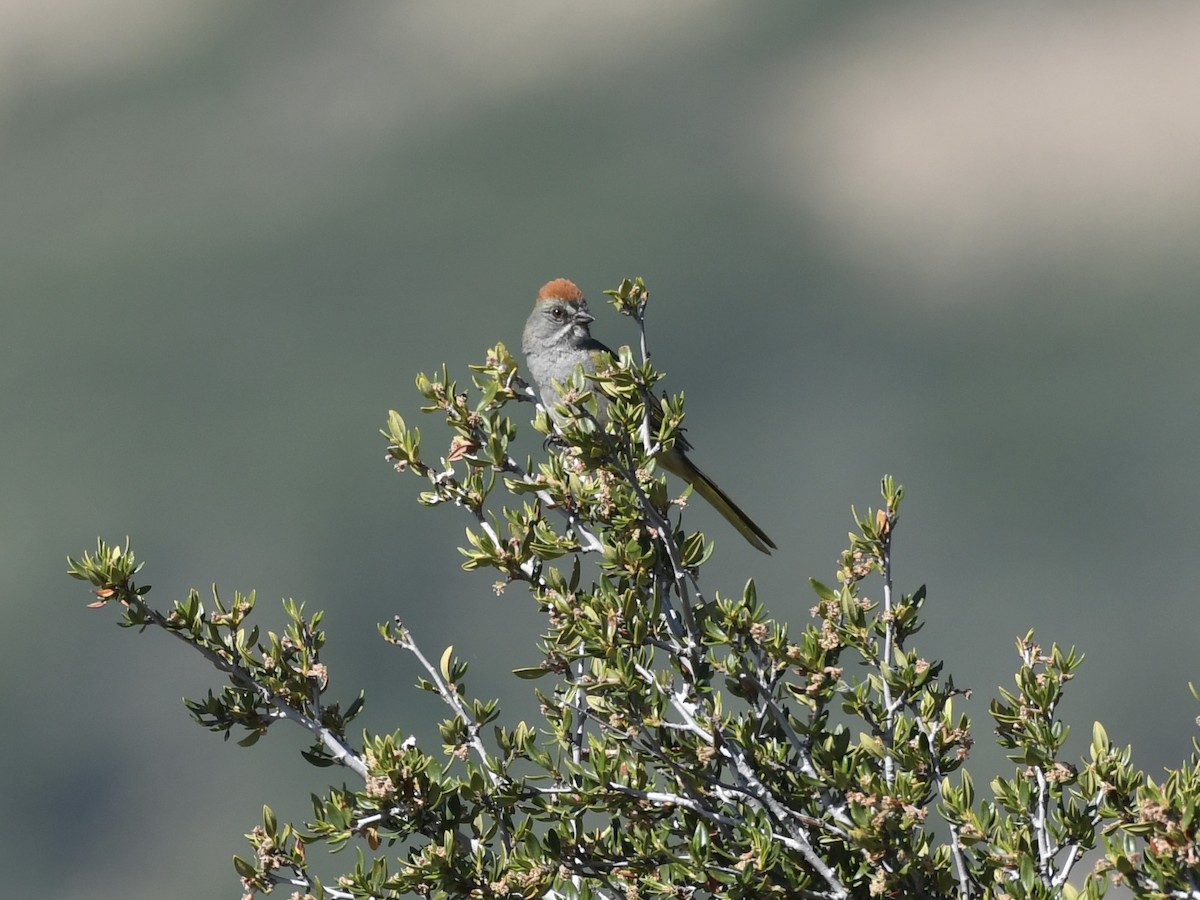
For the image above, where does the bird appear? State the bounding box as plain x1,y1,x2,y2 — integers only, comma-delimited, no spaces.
521,277,776,554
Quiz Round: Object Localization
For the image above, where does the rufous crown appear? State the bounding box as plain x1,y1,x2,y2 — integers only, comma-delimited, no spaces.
537,278,585,302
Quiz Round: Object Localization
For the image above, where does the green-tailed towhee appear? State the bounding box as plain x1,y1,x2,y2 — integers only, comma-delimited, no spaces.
521,278,776,554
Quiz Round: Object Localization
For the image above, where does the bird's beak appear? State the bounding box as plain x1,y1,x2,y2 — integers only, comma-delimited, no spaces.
573,307,595,325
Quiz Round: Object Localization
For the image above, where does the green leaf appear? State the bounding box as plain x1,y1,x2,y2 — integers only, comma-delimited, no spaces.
512,666,549,680
232,855,257,879
301,748,337,767
263,805,277,837
809,578,837,601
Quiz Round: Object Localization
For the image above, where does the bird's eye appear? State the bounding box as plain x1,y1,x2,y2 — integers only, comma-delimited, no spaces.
550,306,565,320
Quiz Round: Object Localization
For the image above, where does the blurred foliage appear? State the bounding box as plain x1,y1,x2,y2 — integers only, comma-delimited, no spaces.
70,280,1200,898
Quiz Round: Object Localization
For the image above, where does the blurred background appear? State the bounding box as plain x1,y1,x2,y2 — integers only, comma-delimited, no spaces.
4,1,1198,896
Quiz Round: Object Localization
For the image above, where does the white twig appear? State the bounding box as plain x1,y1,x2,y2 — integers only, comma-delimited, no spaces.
724,743,849,899
389,620,501,789
632,661,848,898
1051,787,1106,888
1032,765,1052,878
264,870,362,899
880,516,896,790
947,822,973,898
141,600,368,779
632,662,710,741
570,644,587,767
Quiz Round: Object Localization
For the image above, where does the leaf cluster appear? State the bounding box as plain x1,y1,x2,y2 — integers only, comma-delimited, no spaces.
71,279,1200,899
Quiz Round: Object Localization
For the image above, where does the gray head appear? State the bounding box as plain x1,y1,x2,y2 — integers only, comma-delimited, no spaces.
522,278,598,393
